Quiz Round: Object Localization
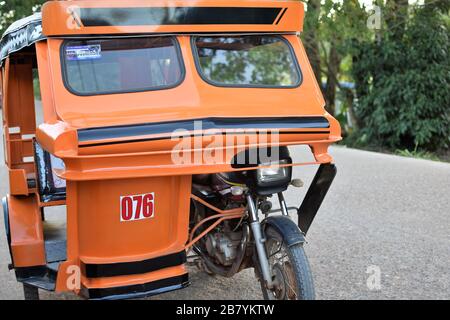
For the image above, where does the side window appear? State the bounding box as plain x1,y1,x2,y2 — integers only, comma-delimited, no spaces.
61,37,184,95
193,35,301,88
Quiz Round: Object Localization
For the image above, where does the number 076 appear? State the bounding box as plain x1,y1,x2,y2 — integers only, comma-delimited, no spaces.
120,193,155,222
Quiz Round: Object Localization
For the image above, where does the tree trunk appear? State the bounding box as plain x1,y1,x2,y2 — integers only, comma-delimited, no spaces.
302,0,322,86
345,88,360,132
324,41,340,117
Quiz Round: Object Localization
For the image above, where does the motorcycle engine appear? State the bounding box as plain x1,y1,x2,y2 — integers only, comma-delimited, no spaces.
192,173,246,267
205,230,243,266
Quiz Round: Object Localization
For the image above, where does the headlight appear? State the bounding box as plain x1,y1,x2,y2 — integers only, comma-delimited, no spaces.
256,159,292,187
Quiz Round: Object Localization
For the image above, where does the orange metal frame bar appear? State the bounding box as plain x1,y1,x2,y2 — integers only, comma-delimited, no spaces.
186,194,245,249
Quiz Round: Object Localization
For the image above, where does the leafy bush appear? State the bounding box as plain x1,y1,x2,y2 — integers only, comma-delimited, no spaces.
352,4,450,152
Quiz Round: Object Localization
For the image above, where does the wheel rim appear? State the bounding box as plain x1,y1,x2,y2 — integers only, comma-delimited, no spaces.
265,237,298,300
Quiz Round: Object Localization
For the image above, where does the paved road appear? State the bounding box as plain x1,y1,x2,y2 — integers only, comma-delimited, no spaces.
0,116,449,300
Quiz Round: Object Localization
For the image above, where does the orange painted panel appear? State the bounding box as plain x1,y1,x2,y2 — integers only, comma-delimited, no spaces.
4,61,36,133
35,33,341,181
81,265,187,290
74,175,191,263
46,35,326,129
8,169,29,195
36,41,59,124
7,195,46,267
42,0,304,36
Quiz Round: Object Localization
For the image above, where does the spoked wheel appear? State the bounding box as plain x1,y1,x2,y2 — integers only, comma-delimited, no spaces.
23,284,39,300
260,226,315,300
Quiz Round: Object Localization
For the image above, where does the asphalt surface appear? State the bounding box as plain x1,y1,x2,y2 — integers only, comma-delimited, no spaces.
0,109,449,300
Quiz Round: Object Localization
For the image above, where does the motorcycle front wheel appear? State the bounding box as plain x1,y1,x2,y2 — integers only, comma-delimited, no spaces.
260,226,315,300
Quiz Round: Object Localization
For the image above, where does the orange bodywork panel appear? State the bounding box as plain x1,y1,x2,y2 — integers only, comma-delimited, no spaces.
6,195,46,267
43,35,326,130
55,176,191,292
35,34,340,182
78,265,188,293
2,57,37,196
8,169,29,195
42,0,304,36
75,176,191,263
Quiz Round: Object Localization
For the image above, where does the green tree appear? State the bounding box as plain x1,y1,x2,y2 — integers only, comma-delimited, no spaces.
302,0,369,118
352,1,450,151
0,0,45,32
303,0,322,84
302,0,449,152
319,0,369,118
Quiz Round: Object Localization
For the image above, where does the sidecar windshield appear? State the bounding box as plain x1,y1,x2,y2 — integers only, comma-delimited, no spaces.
194,35,301,88
62,36,184,96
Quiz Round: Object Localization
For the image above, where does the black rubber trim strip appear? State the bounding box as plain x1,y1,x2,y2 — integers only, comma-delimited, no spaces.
80,7,283,26
79,130,331,148
78,117,330,143
83,250,187,278
85,273,189,300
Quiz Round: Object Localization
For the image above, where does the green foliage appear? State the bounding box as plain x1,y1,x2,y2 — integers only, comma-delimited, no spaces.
302,1,373,117
352,3,450,151
395,146,441,162
33,69,41,100
303,0,449,155
0,0,45,32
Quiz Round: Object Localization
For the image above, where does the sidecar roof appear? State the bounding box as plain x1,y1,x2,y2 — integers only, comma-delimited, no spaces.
0,0,305,63
0,13,44,63
42,0,304,36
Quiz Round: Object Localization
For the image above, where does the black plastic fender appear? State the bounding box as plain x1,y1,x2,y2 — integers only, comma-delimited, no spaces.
263,216,305,247
2,197,13,266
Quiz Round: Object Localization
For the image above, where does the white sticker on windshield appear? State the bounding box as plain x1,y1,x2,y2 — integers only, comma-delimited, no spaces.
66,45,102,61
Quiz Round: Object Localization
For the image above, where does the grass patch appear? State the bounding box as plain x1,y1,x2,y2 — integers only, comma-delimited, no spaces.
395,148,441,162
341,133,446,162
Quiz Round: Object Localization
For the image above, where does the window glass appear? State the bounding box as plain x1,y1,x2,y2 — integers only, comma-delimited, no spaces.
62,37,183,95
194,36,301,87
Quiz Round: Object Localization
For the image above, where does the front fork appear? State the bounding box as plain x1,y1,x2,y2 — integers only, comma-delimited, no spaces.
246,164,337,289
246,194,274,288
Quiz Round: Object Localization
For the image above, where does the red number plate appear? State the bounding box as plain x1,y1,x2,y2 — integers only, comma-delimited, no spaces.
120,193,155,222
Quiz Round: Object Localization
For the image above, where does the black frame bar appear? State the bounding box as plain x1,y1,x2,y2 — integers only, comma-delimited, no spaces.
298,163,337,234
